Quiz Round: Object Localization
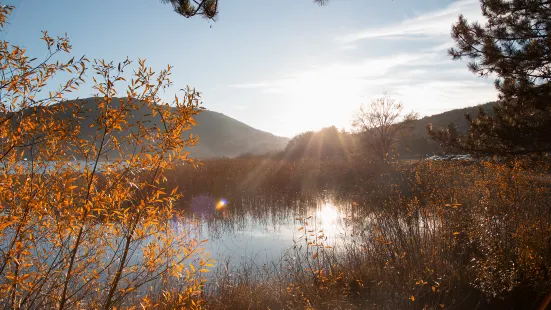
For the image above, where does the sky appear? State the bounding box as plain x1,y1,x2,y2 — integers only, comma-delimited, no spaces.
2,0,497,137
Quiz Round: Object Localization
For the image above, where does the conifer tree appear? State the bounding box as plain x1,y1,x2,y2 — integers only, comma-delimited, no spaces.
161,0,329,19
430,0,551,156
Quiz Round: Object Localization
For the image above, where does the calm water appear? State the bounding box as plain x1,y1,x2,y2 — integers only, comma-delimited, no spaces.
3,161,370,269
183,192,366,267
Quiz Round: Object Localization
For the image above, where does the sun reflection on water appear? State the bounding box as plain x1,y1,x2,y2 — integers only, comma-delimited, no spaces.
317,203,339,225
315,203,343,241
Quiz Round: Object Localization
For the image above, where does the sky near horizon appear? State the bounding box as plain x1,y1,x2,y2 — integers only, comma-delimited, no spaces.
3,0,497,137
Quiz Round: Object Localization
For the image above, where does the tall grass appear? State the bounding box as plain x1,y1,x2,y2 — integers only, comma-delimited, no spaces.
168,158,551,309
166,157,391,205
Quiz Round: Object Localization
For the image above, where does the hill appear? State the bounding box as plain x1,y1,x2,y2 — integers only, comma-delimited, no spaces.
9,98,495,160
192,109,288,158
10,98,288,159
248,102,499,160
411,102,495,136
272,102,498,159
398,101,496,156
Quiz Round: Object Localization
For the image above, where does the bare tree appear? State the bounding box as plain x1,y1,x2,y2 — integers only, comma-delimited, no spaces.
353,94,418,162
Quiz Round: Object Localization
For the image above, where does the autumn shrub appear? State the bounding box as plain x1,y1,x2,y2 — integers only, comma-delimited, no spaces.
200,159,551,309
0,6,212,309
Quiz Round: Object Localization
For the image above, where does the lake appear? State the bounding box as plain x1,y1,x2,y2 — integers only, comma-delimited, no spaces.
178,190,373,271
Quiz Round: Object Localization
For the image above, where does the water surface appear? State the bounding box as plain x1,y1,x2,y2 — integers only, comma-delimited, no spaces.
184,192,364,266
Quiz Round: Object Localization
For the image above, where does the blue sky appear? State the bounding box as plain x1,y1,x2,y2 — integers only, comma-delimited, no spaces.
3,0,496,137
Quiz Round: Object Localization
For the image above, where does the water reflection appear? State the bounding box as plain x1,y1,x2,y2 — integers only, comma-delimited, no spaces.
318,202,339,225
180,192,355,267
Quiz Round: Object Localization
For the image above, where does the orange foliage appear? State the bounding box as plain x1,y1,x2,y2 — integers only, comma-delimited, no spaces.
0,6,211,309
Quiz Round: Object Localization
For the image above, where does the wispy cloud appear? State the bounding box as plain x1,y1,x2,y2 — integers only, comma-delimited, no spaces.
338,0,482,43
232,82,273,89
226,1,496,136
231,53,435,93
230,49,496,133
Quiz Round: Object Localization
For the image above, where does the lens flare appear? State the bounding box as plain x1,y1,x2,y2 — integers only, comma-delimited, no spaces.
215,198,227,211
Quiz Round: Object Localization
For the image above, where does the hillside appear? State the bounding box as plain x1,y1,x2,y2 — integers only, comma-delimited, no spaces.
192,109,289,158
10,98,496,160
411,102,495,136
11,98,288,159
397,102,496,156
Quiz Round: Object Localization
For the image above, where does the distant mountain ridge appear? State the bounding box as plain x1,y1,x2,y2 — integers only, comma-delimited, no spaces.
192,109,289,158
10,97,496,159
411,102,495,136
11,97,288,159
397,101,496,156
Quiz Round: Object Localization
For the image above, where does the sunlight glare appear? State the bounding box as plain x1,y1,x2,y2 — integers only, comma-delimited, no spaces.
317,203,339,225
